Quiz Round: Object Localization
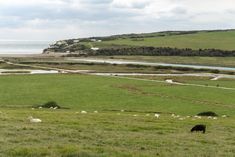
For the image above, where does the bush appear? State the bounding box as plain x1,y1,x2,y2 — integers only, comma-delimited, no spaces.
41,101,61,109
197,111,218,117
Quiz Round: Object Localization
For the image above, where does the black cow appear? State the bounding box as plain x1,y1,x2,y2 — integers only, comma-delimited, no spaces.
191,124,206,133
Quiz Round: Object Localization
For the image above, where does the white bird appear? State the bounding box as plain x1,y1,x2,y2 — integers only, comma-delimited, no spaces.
154,113,160,118
81,111,87,114
28,116,42,123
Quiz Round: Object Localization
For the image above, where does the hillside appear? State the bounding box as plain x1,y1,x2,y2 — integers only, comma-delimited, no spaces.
43,30,235,56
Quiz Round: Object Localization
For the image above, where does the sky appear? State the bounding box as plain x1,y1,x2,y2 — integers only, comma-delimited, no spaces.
0,0,235,40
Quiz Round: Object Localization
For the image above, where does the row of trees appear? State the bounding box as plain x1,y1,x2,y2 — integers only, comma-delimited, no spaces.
92,47,235,57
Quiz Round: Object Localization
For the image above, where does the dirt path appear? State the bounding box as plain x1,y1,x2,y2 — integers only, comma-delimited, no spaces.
104,75,235,91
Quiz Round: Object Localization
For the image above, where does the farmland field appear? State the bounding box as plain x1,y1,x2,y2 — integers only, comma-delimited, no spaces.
0,74,235,156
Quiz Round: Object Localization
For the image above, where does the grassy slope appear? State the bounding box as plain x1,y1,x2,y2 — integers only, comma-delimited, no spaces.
0,74,235,156
93,31,235,50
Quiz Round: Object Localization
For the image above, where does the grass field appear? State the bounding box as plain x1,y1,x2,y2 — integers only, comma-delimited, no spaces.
0,74,235,156
93,31,235,50
1,74,235,114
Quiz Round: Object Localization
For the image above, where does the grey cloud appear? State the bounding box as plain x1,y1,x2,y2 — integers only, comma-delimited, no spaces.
0,0,235,40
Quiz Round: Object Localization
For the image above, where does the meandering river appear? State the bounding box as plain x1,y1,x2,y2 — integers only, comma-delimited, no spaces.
69,58,235,72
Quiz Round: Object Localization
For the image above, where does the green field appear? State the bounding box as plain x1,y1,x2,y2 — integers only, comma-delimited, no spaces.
0,74,235,156
94,31,235,50
1,74,235,114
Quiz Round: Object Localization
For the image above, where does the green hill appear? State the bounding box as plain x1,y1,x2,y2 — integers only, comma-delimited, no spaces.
98,30,235,50
44,30,235,56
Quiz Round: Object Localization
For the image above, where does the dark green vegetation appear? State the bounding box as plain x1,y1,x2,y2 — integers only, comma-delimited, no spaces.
38,101,61,109
197,111,218,117
0,74,235,156
44,30,235,57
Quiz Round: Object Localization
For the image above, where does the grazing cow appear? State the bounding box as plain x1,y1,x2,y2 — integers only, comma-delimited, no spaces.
191,124,206,133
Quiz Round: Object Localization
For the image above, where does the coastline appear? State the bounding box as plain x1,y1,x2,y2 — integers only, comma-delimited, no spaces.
0,52,63,58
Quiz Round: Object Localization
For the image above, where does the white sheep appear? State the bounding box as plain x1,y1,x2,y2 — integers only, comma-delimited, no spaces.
121,110,125,112
53,107,58,110
28,116,42,123
94,111,98,113
133,114,138,117
213,117,218,120
166,79,174,83
154,113,160,118
222,115,227,118
81,111,87,114
146,114,150,116
194,115,201,119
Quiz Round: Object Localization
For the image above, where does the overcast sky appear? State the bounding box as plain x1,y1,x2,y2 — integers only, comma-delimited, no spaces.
0,0,235,40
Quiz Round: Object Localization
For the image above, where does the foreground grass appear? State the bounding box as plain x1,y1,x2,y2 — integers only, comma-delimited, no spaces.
0,74,235,156
1,108,235,157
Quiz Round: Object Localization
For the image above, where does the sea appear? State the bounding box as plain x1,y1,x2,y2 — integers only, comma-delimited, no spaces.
0,40,52,54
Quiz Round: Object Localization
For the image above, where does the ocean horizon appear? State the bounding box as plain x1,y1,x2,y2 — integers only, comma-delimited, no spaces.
0,40,53,54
